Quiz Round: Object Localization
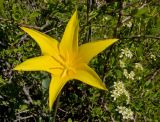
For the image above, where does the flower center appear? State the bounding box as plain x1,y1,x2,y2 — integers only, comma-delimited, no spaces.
60,54,76,77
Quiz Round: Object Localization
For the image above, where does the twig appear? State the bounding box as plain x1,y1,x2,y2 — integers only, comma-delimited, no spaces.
15,110,29,115
86,0,94,42
139,0,147,9
114,0,123,37
14,115,35,122
147,68,160,82
122,16,131,23
16,20,52,46
44,28,55,34
14,110,36,122
0,17,13,23
0,16,50,31
58,108,67,113
134,113,137,122
17,34,28,46
104,105,116,122
19,20,51,30
23,84,33,104
120,35,160,40
0,41,6,47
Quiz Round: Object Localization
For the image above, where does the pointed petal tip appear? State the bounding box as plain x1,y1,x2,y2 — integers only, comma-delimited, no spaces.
114,38,119,41
73,9,78,18
99,84,107,90
13,66,24,71
19,26,31,34
20,26,31,33
20,26,27,30
103,87,108,91
20,26,37,34
13,65,24,72
49,103,53,112
13,66,19,71
74,9,78,14
13,68,17,71
109,38,118,43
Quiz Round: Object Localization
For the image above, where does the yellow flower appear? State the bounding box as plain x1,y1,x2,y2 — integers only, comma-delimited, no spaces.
14,10,118,110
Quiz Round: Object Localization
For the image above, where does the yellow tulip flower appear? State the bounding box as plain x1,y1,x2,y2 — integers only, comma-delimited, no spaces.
14,10,118,110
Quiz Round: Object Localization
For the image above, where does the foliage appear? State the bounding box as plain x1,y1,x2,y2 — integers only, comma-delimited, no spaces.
0,0,160,121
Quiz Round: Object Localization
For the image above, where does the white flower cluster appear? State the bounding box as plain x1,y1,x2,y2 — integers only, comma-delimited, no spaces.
123,21,132,28
117,106,134,120
123,69,135,80
119,48,133,59
135,63,143,70
150,54,156,61
119,60,125,68
96,0,105,8
111,81,130,104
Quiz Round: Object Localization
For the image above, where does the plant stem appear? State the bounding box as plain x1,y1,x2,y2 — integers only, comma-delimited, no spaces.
86,0,93,42
53,93,61,122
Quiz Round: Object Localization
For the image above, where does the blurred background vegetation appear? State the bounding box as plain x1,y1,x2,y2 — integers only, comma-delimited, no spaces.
0,0,160,121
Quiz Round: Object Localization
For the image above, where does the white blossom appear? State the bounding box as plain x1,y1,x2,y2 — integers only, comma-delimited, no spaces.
123,69,128,78
117,106,134,120
96,0,105,8
138,77,142,80
119,48,133,59
128,71,135,80
111,81,130,103
123,69,135,80
126,21,132,28
135,63,143,70
119,60,125,68
123,21,132,28
150,54,156,61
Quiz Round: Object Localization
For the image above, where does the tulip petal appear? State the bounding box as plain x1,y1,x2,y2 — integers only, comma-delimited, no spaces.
73,64,107,90
59,10,79,57
49,75,69,111
78,39,118,63
20,27,59,57
14,56,63,74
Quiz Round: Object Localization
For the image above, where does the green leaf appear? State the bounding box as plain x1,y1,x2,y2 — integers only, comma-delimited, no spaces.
115,70,122,78
42,77,50,90
67,118,72,122
0,0,4,13
134,7,148,17
19,104,28,110
0,75,5,86
29,11,40,20
89,11,99,21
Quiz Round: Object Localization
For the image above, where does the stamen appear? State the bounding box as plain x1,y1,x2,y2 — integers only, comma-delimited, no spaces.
61,68,68,78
